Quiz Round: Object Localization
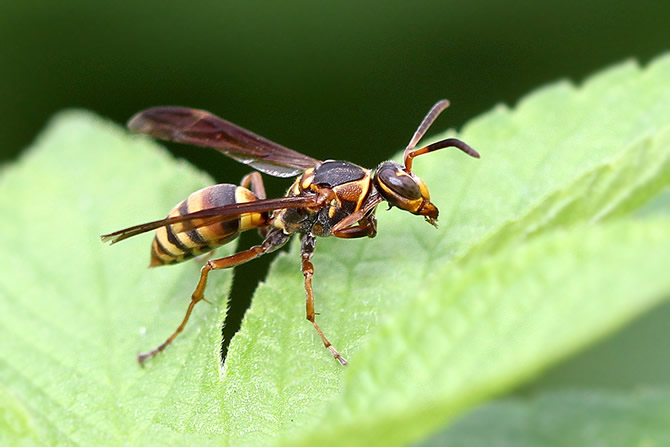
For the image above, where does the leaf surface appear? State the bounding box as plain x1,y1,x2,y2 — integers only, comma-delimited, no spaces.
1,54,670,446
418,388,670,447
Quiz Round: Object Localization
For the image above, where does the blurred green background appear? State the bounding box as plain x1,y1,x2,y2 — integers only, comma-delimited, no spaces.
2,0,669,400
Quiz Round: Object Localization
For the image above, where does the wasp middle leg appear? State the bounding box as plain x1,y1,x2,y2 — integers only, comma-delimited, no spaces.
301,234,348,366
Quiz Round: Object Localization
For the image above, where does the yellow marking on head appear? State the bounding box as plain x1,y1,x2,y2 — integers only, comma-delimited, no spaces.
377,179,424,213
404,198,424,213
376,180,395,198
417,178,431,200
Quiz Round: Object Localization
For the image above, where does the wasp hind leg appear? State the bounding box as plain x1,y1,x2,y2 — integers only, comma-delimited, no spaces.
301,234,348,366
137,229,290,365
240,171,267,200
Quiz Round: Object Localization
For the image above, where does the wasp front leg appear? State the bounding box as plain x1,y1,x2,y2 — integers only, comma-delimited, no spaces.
331,214,377,239
330,194,382,239
301,234,348,366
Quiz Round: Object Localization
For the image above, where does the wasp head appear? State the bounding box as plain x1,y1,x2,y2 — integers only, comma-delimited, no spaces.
373,161,439,227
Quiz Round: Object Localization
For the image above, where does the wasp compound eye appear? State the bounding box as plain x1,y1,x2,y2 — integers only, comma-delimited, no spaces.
375,162,421,201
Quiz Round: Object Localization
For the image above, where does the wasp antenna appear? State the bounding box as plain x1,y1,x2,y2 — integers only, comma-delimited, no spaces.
100,233,118,244
405,137,480,172
404,99,451,157
423,138,480,159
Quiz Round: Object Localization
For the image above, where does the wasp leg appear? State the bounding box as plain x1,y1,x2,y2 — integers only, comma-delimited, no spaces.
138,229,289,365
332,215,377,239
301,234,348,366
240,171,267,200
330,194,382,238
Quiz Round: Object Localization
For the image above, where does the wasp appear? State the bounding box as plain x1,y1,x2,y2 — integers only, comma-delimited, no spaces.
101,99,479,366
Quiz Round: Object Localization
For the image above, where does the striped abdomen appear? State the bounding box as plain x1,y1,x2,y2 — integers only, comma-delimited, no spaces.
150,184,267,267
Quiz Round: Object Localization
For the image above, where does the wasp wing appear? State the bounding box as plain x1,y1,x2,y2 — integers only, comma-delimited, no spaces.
101,195,317,245
127,106,320,178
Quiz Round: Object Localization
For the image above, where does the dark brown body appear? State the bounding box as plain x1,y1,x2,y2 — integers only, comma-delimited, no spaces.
101,100,479,366
152,160,380,267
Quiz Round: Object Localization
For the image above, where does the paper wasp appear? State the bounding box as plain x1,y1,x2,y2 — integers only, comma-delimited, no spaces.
101,99,479,366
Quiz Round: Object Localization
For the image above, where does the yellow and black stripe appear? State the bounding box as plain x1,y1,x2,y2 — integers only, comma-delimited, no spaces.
149,184,267,267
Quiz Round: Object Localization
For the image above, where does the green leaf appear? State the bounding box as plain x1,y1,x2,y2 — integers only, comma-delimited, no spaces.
244,55,670,445
1,54,670,446
224,55,670,445
0,113,235,445
293,218,670,446
418,387,670,447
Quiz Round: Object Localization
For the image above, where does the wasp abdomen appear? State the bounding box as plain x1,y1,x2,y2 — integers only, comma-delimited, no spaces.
150,184,266,266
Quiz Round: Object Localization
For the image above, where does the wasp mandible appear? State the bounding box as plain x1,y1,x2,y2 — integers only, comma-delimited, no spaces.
101,100,480,366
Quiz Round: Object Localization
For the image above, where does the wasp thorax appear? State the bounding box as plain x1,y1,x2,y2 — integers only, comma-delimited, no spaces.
373,161,439,226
